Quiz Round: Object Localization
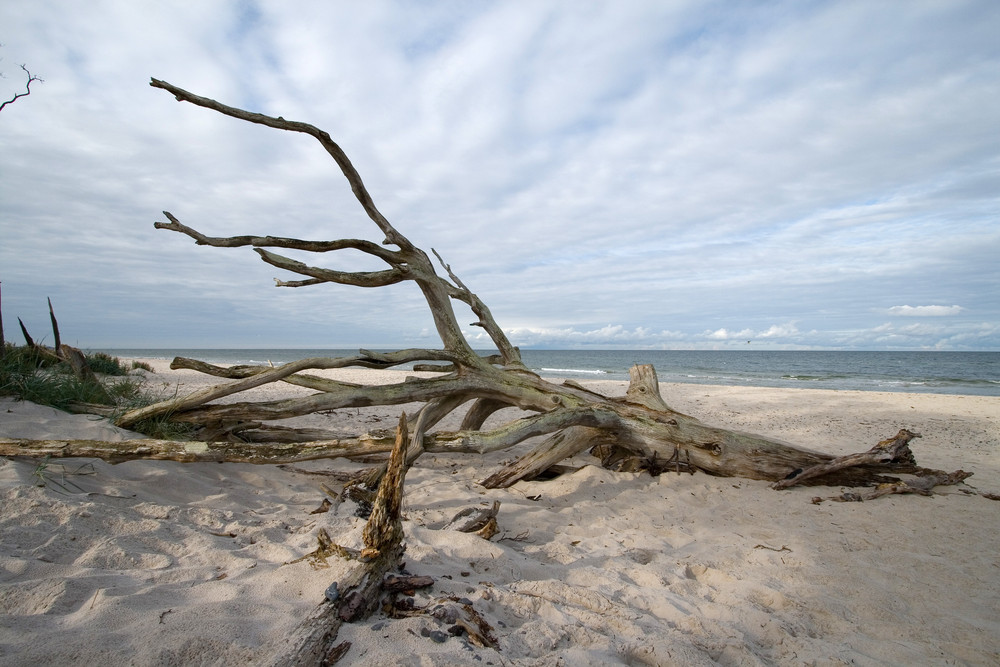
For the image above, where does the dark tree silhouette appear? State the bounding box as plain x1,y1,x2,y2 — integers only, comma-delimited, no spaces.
0,62,42,113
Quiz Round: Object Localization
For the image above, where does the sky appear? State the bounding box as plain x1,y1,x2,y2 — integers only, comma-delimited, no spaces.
1,1,998,351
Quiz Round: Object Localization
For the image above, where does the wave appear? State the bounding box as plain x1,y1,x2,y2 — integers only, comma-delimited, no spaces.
921,377,1000,387
539,367,608,375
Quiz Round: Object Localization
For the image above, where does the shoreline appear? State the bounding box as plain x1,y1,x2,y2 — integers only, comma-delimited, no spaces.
0,359,997,664
92,348,1000,397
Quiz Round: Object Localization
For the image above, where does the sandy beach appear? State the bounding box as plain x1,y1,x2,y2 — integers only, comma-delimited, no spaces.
1,359,998,665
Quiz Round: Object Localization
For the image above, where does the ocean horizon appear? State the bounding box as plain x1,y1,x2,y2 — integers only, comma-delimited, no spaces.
95,348,1000,397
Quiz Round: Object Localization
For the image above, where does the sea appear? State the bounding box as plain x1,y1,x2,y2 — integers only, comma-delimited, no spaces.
96,349,1000,397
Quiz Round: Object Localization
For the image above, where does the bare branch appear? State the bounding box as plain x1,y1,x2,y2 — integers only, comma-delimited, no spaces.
772,429,921,490
254,247,406,288
432,248,522,366
150,78,410,249
156,211,401,259
0,64,41,113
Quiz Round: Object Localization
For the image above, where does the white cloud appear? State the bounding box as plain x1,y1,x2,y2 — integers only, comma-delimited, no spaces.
0,2,997,350
887,305,964,317
492,324,682,348
758,323,800,338
707,328,755,341
706,323,799,342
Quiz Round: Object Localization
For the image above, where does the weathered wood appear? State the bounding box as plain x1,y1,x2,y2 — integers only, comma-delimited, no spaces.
18,318,36,349
382,574,434,593
361,413,410,562
480,426,615,488
8,76,957,501
459,398,512,431
171,356,363,393
15,319,63,365
59,344,98,383
0,436,394,464
413,354,503,373
623,363,671,411
814,469,976,503
116,350,466,428
772,429,921,490
47,298,61,352
443,500,501,536
270,414,411,665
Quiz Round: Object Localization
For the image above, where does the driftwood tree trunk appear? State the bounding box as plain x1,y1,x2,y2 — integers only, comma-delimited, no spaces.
0,82,975,659
2,78,970,499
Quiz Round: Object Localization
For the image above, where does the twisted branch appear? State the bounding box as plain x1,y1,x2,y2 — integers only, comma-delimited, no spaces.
0,64,42,112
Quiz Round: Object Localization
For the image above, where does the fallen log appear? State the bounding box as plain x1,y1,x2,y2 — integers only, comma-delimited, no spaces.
6,77,974,501
0,436,395,464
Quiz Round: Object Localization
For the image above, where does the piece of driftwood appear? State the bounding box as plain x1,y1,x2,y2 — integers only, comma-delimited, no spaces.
812,469,977,503
47,298,61,352
772,429,922,490
382,574,435,594
0,437,396,464
6,77,972,501
443,500,501,540
13,300,98,382
270,414,414,665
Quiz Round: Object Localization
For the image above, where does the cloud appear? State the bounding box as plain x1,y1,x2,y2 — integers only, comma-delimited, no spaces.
707,328,755,341
0,2,998,350
887,305,964,317
703,323,800,343
758,323,800,338
489,324,684,348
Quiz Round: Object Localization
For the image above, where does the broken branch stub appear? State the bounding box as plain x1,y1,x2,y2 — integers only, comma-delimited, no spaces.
270,414,412,664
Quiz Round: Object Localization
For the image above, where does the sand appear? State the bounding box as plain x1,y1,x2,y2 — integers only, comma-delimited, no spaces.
1,359,998,665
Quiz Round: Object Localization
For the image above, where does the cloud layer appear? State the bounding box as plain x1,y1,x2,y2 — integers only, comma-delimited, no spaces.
888,305,964,317
1,1,998,350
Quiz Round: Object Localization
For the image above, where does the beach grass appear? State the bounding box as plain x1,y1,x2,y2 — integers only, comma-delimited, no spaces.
0,344,193,439
1,344,140,408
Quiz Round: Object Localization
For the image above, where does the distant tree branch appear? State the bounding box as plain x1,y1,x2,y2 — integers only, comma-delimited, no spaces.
0,64,42,113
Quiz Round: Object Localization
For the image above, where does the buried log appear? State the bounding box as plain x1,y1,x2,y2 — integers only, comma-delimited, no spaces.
4,77,974,500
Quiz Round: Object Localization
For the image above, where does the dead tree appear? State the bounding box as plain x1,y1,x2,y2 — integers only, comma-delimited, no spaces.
0,78,971,497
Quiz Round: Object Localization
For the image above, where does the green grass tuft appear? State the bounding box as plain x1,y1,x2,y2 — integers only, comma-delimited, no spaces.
85,351,130,375
130,359,155,373
1,344,191,440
